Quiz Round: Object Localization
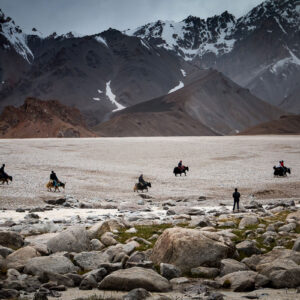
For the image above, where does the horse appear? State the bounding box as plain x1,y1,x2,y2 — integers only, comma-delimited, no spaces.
46,181,66,192
133,182,151,192
0,175,13,185
273,166,291,177
173,166,189,176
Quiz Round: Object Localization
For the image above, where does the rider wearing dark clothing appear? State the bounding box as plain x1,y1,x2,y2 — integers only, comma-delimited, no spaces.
0,164,6,178
139,174,146,187
178,160,183,170
50,171,59,187
232,188,240,212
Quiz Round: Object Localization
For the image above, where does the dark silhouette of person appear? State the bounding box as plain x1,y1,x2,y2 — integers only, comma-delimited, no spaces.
232,188,240,212
139,174,146,187
50,171,59,187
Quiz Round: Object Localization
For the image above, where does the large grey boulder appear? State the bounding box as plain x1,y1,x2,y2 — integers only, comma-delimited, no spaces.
73,251,110,271
238,216,259,229
219,271,269,292
150,228,234,272
98,267,171,292
0,231,24,249
220,259,249,276
258,258,300,288
24,255,78,275
5,246,40,270
247,248,300,271
47,226,91,253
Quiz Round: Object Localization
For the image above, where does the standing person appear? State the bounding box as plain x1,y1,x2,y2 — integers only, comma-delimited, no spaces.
232,188,240,212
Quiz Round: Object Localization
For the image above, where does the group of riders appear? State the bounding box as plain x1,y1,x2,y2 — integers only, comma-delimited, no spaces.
1,159,291,192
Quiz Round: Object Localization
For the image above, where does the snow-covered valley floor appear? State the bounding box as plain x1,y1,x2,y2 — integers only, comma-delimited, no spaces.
0,136,299,210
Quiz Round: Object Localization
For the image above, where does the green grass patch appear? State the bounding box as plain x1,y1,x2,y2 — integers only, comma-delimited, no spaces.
116,223,173,251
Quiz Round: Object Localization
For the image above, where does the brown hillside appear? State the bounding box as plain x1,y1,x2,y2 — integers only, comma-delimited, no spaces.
94,70,285,137
238,115,300,135
0,97,97,138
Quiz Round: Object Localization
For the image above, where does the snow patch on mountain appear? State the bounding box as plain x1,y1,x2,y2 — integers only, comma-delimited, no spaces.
106,81,126,112
168,81,184,94
140,39,150,50
95,36,108,47
181,69,186,77
274,17,287,34
271,47,300,73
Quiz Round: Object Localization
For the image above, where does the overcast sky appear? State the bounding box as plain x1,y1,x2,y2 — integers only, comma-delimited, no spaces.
0,0,265,35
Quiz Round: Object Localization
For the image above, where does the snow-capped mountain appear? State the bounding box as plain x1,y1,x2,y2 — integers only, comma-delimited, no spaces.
127,0,300,106
126,11,237,61
0,9,33,62
0,0,299,130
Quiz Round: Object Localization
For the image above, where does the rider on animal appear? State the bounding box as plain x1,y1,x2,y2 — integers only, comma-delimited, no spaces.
139,174,146,187
178,160,184,170
50,171,59,187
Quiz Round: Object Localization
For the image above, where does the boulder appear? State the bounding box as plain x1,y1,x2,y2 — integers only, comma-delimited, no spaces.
73,251,110,271
286,210,300,222
0,231,24,249
5,246,40,270
292,237,300,252
0,245,13,258
190,266,219,278
150,228,234,272
238,216,259,229
83,268,107,282
24,255,78,275
79,274,98,290
219,271,268,292
0,289,20,299
258,258,300,288
47,226,90,253
90,239,105,251
220,259,249,276
87,219,125,239
189,216,212,227
123,288,151,300
278,223,296,232
100,232,118,246
98,267,171,292
236,240,261,257
160,263,182,280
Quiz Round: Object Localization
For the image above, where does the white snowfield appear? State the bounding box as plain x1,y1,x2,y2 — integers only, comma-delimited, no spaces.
0,136,299,209
168,81,184,94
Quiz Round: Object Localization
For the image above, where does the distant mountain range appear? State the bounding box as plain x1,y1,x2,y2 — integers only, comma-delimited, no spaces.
0,0,299,137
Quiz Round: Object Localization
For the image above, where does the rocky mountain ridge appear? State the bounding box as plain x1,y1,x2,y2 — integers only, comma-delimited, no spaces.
0,97,96,138
0,0,299,131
